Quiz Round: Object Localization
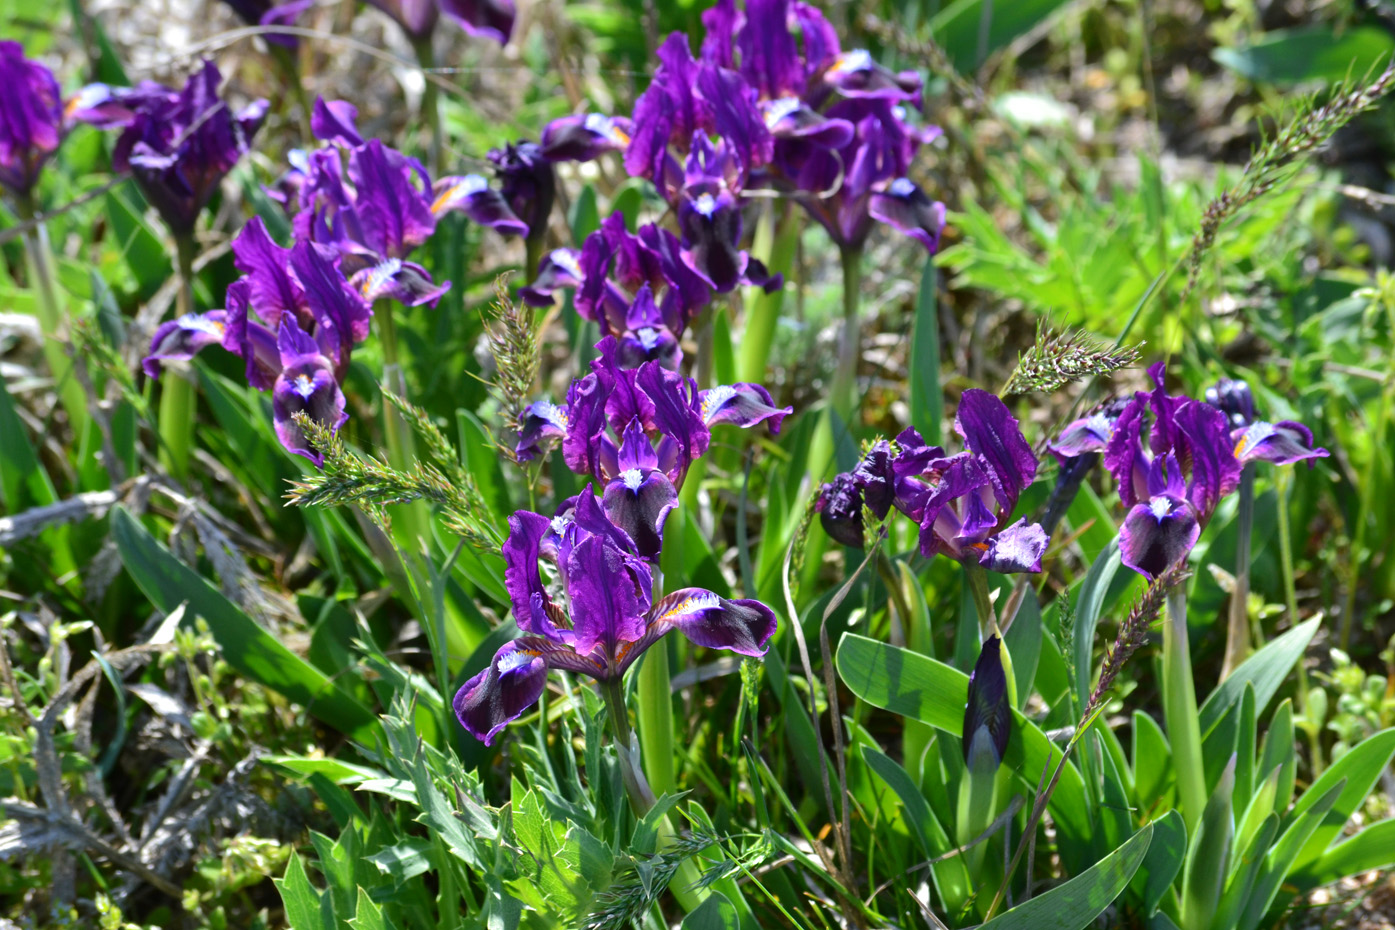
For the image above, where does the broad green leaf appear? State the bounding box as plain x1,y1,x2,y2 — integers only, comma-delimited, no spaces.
0,378,58,510
1290,819,1395,892
111,507,378,741
104,189,171,299
1199,617,1320,738
348,889,386,930
1002,587,1041,708
1074,539,1121,714
1285,728,1395,873
980,823,1153,930
681,892,739,930
1214,26,1395,85
275,854,330,930
837,633,1091,846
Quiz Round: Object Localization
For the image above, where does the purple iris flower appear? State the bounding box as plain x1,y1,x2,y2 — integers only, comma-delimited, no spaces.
540,113,632,163
0,42,66,198
365,0,514,45
903,391,1048,572
90,60,267,236
819,392,1050,573
431,173,528,237
523,214,710,360
693,0,945,254
217,0,312,47
1104,363,1242,580
516,337,790,491
141,220,373,464
454,500,777,745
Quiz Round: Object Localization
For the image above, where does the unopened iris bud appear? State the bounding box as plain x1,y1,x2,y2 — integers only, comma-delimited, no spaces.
962,634,1012,769
816,473,865,548
1205,378,1256,429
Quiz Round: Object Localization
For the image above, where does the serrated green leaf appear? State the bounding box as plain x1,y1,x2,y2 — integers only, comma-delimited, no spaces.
275,854,330,930
348,889,386,930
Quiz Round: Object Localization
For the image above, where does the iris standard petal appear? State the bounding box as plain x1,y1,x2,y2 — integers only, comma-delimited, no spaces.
955,389,1038,509
502,511,555,632
310,97,364,146
565,534,648,659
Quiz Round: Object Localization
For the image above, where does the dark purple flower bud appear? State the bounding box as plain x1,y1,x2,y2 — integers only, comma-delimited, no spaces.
1205,378,1256,429
817,473,865,548
854,440,895,519
109,60,267,235
438,0,516,45
869,178,946,253
310,97,363,147
962,635,1011,767
432,174,528,237
0,41,64,197
488,140,554,239
699,382,791,434
540,113,632,162
142,311,229,378
270,316,348,466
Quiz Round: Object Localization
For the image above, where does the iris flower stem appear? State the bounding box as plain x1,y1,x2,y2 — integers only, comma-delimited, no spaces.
830,244,864,425
269,44,313,143
18,195,88,439
1163,587,1205,834
412,37,443,178
737,205,799,384
1221,465,1255,678
964,562,996,643
874,551,910,647
157,235,198,481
